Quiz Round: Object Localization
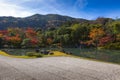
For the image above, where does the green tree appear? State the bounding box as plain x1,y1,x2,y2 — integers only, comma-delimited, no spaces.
21,38,31,48
71,24,90,46
107,21,120,41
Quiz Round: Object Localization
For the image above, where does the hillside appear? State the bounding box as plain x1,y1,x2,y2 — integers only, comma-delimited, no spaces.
0,14,87,29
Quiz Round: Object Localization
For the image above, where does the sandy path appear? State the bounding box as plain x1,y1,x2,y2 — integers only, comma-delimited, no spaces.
0,56,120,80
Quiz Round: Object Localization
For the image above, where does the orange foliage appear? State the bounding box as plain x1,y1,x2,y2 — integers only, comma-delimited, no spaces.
0,30,8,35
25,28,36,38
0,34,3,38
99,36,114,46
5,34,21,44
47,38,53,45
30,38,39,45
89,28,105,40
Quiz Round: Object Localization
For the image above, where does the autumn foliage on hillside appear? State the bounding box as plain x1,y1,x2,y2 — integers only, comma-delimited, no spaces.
0,18,119,49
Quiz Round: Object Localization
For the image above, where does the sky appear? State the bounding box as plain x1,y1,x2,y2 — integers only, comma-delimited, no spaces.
0,0,120,19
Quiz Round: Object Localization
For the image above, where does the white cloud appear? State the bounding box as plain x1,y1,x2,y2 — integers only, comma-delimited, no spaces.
74,0,88,9
0,0,61,17
0,0,34,17
0,0,99,20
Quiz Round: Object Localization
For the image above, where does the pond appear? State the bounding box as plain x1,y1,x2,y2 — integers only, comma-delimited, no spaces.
64,48,120,64
1,48,120,64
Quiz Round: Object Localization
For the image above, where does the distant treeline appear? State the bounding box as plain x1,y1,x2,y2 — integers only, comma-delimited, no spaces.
0,17,120,49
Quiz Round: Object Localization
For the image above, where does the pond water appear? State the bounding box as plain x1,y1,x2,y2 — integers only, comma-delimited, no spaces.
2,48,120,64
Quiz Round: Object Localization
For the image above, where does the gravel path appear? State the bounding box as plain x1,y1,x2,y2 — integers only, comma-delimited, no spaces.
0,56,120,80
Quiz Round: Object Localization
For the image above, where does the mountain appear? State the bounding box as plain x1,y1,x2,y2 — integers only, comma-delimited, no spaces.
0,14,87,29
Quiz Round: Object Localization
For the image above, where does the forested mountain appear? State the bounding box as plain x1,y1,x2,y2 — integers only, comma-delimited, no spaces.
0,14,87,29
0,14,120,49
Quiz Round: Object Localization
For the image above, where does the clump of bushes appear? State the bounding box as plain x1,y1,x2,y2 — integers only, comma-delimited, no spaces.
26,50,54,57
49,52,54,55
35,54,43,57
40,50,54,55
26,52,43,57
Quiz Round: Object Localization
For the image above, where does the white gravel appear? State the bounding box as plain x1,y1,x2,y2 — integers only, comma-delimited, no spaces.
0,56,120,80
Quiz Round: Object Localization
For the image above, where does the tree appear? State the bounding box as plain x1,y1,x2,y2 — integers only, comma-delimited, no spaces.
107,21,120,41
21,38,31,48
25,27,36,38
99,35,114,46
71,24,90,46
47,38,53,46
57,27,72,35
89,28,105,48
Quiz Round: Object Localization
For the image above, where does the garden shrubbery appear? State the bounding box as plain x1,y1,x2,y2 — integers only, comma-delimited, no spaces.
26,52,43,57
26,50,54,57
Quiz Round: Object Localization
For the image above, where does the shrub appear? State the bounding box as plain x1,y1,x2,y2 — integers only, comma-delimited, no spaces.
65,52,72,55
35,49,40,53
40,50,49,55
26,52,43,57
26,52,36,57
49,52,54,55
35,54,43,57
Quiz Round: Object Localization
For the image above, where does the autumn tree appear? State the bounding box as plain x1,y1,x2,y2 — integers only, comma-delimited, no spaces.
89,28,105,48
4,34,21,48
47,38,53,46
25,27,37,38
31,38,39,46
99,35,114,46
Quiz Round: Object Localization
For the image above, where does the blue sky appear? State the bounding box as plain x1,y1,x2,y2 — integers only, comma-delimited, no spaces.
0,0,120,19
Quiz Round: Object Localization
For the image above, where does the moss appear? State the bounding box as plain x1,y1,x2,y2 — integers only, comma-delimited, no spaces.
0,50,69,58
0,50,36,59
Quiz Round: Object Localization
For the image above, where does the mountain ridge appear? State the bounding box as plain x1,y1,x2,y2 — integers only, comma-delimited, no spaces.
0,14,87,29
